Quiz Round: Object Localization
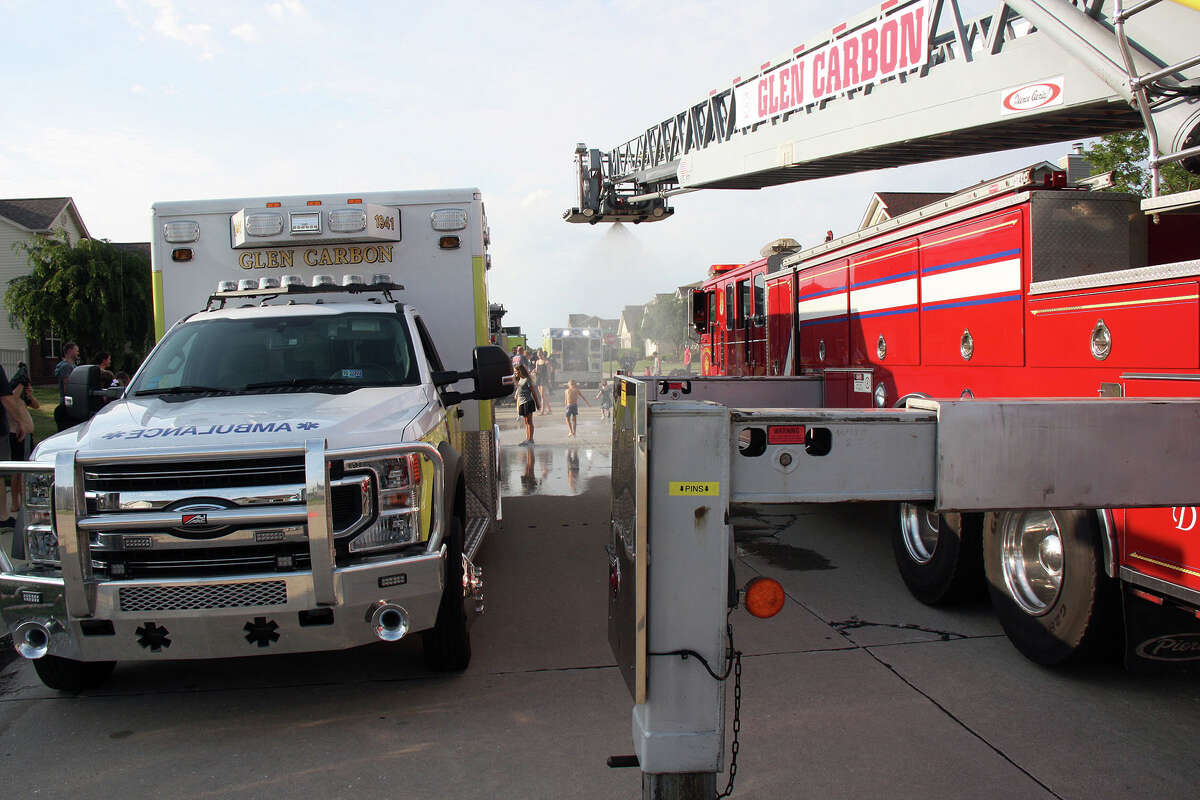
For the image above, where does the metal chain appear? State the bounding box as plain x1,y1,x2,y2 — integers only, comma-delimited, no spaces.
716,626,743,799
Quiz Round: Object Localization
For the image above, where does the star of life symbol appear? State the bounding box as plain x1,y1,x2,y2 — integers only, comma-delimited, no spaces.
297,421,320,430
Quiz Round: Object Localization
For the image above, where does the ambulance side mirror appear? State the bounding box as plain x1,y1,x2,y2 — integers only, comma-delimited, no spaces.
64,365,105,422
469,344,514,400
437,345,514,406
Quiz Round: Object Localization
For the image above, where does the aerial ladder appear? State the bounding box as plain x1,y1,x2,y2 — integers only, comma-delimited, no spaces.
574,2,1200,798
564,0,1200,223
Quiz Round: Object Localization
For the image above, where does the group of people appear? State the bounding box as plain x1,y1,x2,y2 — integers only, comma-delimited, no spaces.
510,345,614,445
0,343,128,527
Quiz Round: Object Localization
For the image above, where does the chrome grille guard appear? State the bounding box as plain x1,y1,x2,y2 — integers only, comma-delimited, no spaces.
0,438,444,617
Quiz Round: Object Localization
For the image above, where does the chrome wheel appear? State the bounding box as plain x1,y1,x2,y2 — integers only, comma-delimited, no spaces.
899,503,941,565
999,510,1064,616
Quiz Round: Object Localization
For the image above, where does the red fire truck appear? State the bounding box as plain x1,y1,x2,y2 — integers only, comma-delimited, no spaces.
690,162,1200,664
567,0,1200,669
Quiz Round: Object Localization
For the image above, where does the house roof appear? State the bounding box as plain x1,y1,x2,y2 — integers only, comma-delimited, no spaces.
0,197,76,232
619,305,644,331
875,192,954,217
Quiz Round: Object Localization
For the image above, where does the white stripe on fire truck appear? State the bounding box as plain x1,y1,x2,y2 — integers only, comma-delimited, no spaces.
796,291,848,323
921,258,1021,304
850,277,918,316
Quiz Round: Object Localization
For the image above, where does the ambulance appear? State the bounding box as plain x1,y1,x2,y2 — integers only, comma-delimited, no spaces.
1,189,509,690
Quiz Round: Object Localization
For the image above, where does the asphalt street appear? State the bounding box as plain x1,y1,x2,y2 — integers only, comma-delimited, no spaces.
0,402,1198,798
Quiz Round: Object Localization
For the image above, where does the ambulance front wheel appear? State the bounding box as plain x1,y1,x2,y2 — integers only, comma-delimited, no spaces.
32,655,116,692
983,509,1118,666
422,516,471,672
891,503,984,605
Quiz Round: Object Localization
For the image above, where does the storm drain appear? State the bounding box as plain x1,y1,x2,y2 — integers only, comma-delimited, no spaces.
119,581,287,612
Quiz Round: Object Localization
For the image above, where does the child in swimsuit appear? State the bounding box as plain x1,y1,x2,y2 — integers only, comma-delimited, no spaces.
563,379,591,438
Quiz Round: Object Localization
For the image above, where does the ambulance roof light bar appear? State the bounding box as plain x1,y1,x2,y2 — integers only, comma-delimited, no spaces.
204,273,404,310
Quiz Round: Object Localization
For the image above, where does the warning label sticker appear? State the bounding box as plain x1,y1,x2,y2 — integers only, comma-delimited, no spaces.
669,481,720,496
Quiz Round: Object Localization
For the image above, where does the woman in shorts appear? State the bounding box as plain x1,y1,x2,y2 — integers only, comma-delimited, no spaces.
514,363,537,444
563,379,591,438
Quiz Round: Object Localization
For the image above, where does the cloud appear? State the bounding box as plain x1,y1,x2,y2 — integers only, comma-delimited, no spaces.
267,0,311,21
230,22,259,43
520,189,551,209
145,0,219,60
130,84,147,94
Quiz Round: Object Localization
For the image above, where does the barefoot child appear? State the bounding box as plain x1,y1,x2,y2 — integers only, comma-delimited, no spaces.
595,379,613,420
515,364,537,444
563,379,591,438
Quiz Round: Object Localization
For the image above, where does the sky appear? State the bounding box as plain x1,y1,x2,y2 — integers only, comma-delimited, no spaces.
0,0,1084,349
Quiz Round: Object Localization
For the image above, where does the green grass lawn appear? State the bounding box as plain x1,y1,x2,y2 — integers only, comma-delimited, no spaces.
29,386,60,446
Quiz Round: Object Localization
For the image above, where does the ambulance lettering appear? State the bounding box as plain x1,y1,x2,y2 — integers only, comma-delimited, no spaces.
101,421,316,440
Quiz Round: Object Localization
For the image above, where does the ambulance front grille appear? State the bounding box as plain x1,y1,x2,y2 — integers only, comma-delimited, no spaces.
84,456,306,492
118,580,288,612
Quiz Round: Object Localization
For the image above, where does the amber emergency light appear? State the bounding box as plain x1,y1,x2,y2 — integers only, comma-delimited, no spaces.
744,577,785,618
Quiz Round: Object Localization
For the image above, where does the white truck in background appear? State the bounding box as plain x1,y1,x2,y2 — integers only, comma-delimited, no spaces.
1,188,510,690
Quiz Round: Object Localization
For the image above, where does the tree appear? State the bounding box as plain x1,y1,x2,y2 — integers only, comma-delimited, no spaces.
1083,130,1196,196
7,230,153,371
640,293,689,357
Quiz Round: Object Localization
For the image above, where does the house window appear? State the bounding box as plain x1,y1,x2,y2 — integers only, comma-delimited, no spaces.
43,332,62,360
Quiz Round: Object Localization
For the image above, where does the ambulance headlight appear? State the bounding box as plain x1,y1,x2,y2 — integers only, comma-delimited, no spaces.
25,472,53,509
245,213,284,237
25,520,60,566
344,454,425,552
259,277,280,290
238,279,257,291
216,280,238,293
162,220,200,243
312,274,335,287
329,208,367,233
431,208,468,231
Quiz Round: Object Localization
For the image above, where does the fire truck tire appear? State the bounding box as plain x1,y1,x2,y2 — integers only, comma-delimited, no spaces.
983,509,1119,666
32,655,116,692
422,516,471,672
891,504,984,605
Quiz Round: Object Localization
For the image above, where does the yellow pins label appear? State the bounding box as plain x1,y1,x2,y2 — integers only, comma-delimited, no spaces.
669,482,720,496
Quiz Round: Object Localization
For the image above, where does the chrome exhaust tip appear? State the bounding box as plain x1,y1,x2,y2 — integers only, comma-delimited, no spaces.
14,621,51,660
368,602,409,642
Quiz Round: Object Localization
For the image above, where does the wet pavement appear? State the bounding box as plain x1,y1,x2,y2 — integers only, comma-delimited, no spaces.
497,403,612,497
3,398,1199,798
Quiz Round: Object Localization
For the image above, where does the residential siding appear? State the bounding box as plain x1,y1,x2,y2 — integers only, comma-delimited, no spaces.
0,212,86,373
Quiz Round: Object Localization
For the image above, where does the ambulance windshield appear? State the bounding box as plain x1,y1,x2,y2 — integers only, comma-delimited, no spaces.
132,311,419,397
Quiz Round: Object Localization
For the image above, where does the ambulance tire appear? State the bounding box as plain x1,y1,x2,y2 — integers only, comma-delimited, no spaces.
983,509,1119,666
423,516,471,672
32,655,116,692
891,504,985,606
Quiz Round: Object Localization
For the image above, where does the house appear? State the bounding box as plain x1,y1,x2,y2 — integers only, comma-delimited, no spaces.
858,191,954,230
617,304,644,351
0,198,91,381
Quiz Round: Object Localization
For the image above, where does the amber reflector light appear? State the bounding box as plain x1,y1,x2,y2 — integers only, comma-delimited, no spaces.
744,577,785,618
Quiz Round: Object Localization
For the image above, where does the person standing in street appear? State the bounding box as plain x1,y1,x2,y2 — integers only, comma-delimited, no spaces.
514,363,537,445
595,379,613,420
53,342,79,432
563,379,591,438
534,348,553,415
0,362,34,527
